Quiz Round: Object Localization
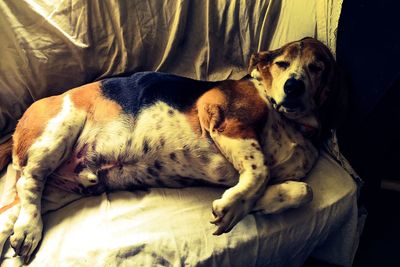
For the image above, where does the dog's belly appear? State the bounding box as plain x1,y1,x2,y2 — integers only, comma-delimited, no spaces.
51,101,238,193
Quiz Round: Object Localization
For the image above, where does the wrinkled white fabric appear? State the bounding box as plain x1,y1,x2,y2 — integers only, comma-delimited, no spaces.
1,152,358,267
0,0,361,266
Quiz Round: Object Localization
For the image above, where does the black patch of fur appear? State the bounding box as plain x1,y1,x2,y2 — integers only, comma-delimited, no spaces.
101,72,221,115
146,167,158,177
154,160,163,170
74,162,86,174
182,144,190,157
169,153,177,161
199,154,209,163
154,179,167,187
159,138,165,147
126,138,132,147
143,139,150,154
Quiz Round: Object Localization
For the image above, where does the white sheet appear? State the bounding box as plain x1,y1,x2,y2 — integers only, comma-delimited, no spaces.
1,152,359,267
0,0,364,266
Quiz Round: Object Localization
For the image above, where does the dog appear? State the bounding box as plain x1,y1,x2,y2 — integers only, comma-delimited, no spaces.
0,37,340,262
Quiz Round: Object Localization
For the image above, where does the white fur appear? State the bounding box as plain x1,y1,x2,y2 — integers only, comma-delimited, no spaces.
70,101,237,190
250,78,269,104
259,109,318,182
254,181,313,214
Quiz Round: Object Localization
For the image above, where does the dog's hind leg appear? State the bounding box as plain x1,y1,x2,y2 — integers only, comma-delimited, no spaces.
10,94,86,262
10,168,50,262
253,181,313,214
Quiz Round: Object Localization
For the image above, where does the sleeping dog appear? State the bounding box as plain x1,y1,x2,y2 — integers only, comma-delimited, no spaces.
0,37,340,262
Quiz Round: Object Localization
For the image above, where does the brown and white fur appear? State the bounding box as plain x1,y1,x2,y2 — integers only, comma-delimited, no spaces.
0,37,340,263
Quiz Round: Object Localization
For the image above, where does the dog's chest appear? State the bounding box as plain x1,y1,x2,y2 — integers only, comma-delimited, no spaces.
261,112,318,182
53,101,237,192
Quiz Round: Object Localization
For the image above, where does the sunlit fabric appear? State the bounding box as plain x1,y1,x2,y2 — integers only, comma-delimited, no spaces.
0,1,363,267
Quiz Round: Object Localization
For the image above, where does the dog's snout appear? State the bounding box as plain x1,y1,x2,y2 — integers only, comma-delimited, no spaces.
283,78,305,98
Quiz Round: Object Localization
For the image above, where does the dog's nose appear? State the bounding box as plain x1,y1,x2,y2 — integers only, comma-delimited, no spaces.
284,78,305,98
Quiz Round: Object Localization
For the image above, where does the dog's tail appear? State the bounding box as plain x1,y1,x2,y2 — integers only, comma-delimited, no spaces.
0,137,12,172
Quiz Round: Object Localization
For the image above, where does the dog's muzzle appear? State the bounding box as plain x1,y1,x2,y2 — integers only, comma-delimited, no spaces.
279,78,305,112
284,78,305,98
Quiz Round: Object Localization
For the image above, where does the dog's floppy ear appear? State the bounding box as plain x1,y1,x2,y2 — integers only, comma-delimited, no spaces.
248,47,283,77
248,51,270,74
314,47,338,108
316,47,348,138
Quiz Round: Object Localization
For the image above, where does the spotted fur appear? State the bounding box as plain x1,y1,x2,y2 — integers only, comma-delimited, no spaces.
0,38,339,262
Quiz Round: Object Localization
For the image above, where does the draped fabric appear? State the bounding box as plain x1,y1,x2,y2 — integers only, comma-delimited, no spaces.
0,1,363,267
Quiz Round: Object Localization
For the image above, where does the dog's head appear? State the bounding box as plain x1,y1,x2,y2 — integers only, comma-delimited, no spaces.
248,37,338,120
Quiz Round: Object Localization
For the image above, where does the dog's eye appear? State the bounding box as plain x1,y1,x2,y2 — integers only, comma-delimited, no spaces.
275,61,290,69
308,63,322,73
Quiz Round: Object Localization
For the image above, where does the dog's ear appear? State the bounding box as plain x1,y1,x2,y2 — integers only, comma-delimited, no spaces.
314,38,339,109
248,48,283,77
248,51,269,74
316,50,349,139
314,50,337,108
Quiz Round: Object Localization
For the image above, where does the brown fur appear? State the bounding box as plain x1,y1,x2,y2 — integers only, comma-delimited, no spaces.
193,80,269,140
0,195,19,214
13,96,62,167
11,83,122,169
195,87,227,134
0,170,20,214
220,80,269,138
69,82,122,122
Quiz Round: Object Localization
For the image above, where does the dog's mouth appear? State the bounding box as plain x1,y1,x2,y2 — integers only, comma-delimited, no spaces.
270,97,305,114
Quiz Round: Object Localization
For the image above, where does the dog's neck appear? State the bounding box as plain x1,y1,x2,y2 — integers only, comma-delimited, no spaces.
290,114,320,138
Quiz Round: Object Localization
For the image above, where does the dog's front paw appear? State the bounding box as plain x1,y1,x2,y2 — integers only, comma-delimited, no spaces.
210,197,251,235
10,217,43,263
